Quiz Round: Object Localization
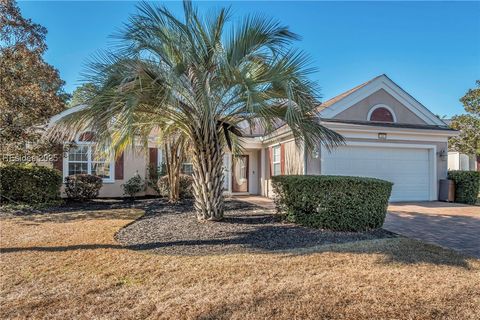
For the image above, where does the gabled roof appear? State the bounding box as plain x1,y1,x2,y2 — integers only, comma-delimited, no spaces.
48,104,88,128
318,74,448,127
317,75,384,111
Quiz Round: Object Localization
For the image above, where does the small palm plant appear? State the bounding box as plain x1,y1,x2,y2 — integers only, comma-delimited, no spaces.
51,1,343,221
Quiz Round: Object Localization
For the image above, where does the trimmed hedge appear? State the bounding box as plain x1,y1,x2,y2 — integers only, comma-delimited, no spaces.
65,174,103,200
157,174,194,199
448,170,480,205
271,175,393,231
0,164,62,204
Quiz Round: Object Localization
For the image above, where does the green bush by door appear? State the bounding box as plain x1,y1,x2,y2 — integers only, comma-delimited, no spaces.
271,175,393,231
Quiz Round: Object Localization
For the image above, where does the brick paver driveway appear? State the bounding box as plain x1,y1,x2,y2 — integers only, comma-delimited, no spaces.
385,202,480,258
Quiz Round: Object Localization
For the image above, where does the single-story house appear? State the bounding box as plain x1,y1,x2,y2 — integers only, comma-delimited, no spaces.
49,74,457,201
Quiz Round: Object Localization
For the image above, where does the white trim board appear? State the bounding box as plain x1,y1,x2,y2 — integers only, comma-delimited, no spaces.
323,121,457,137
319,75,446,126
325,126,451,143
320,141,437,201
49,104,87,127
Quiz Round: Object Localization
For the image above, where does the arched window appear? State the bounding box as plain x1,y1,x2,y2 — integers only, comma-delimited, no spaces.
367,105,396,123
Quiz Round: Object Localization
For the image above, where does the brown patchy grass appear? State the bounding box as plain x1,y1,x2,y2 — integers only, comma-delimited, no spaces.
1,209,479,320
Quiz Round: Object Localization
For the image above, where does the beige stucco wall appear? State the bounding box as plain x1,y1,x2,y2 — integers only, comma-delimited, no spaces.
284,140,304,175
262,137,304,198
60,146,149,198
334,89,427,124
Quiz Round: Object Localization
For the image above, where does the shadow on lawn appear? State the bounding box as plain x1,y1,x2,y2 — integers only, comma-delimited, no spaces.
1,200,477,268
1,198,258,223
1,231,474,270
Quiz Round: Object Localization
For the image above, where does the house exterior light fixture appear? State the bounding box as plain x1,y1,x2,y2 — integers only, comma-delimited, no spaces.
378,132,387,140
437,149,448,161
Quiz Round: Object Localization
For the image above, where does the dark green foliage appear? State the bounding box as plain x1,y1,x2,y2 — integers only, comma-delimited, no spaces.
271,175,393,231
146,163,166,195
64,174,103,200
122,174,144,198
0,164,62,204
157,174,194,199
448,171,480,205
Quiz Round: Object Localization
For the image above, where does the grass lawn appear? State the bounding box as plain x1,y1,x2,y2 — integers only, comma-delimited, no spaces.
1,208,479,319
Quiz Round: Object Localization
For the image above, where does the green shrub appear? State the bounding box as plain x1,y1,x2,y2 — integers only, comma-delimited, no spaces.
0,164,62,204
448,170,480,205
64,174,103,200
146,164,163,195
157,174,194,199
122,174,145,198
271,175,393,231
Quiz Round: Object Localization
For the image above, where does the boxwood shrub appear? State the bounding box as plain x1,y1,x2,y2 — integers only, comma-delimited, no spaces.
271,175,393,231
447,170,480,205
0,164,62,204
65,174,103,200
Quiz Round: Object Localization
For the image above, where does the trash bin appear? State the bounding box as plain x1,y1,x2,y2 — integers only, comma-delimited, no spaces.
439,179,455,202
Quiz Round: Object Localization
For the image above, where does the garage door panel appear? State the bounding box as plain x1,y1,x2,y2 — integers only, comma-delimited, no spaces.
323,145,431,202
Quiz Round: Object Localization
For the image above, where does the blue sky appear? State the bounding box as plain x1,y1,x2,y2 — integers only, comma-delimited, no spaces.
19,1,480,117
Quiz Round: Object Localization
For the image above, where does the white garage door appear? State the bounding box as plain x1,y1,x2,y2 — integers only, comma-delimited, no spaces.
322,145,432,202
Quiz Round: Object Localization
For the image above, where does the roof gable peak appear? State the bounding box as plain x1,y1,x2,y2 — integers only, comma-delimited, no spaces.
319,75,446,126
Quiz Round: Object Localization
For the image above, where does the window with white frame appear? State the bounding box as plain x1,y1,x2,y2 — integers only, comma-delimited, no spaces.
66,144,114,182
157,148,194,176
272,145,281,176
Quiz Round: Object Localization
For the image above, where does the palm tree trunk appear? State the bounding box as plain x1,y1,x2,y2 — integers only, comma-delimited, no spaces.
164,138,184,203
191,131,225,221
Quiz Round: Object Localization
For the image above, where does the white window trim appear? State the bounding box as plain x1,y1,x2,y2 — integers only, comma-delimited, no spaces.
63,143,115,183
272,145,281,176
367,104,397,123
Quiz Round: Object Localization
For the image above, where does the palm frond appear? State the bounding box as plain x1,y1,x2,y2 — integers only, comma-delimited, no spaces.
48,0,343,165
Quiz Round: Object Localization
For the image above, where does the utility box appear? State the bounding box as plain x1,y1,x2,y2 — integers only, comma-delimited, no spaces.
439,179,455,202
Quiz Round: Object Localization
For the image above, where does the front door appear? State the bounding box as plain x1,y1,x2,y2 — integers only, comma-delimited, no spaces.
232,155,249,193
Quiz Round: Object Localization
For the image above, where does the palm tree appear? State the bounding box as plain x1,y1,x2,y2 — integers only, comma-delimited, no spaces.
51,1,344,221
160,125,189,203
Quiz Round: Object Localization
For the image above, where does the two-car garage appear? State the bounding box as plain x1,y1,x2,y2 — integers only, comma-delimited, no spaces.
321,143,436,202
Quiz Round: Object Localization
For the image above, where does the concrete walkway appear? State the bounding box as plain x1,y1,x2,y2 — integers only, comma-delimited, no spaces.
234,196,480,258
231,195,276,210
384,202,480,258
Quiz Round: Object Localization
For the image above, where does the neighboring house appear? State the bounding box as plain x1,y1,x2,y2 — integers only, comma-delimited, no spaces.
443,119,479,171
49,74,457,201
447,152,478,171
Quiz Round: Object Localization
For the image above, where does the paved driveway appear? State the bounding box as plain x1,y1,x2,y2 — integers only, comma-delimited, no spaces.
385,202,480,258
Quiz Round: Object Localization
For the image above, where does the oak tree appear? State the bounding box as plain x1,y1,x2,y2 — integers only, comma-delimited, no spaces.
0,0,68,160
